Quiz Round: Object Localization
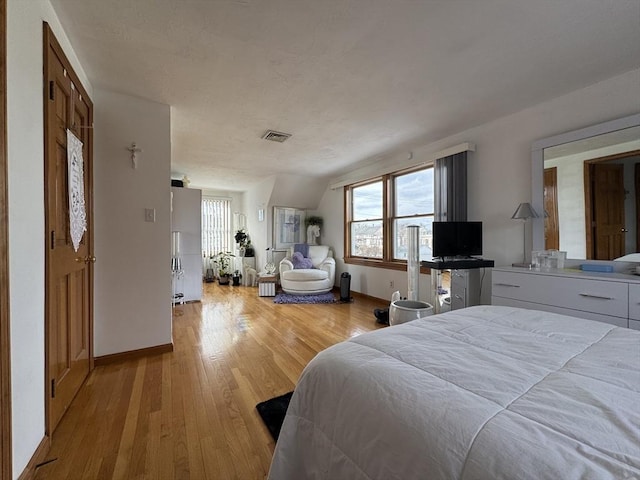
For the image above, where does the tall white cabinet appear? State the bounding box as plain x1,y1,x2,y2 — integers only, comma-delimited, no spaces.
450,269,482,310
171,187,202,302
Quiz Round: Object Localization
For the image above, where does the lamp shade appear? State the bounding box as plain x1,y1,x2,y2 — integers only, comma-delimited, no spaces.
511,202,539,220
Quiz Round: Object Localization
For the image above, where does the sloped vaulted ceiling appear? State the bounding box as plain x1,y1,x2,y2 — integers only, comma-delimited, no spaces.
50,0,640,191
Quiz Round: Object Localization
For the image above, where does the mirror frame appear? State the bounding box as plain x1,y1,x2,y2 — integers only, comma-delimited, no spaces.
531,113,640,253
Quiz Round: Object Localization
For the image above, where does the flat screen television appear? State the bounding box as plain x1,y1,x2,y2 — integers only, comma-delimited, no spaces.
432,221,483,258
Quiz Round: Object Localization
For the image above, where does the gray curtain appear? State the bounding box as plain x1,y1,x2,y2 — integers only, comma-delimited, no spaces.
434,151,467,222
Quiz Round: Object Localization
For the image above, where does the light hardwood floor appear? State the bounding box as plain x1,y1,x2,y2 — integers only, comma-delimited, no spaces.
34,283,387,479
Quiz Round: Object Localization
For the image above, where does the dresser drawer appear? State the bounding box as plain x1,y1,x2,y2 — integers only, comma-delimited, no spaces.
629,284,640,321
493,296,629,328
451,270,467,289
492,270,628,319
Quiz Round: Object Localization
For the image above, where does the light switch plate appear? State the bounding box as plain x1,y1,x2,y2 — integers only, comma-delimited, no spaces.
144,208,156,222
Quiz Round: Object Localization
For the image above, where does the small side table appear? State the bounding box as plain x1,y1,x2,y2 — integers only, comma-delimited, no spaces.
258,273,277,297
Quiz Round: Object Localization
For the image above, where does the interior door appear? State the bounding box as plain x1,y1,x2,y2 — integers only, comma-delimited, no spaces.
636,163,640,252
591,163,625,260
543,167,559,250
0,0,11,477
44,24,94,433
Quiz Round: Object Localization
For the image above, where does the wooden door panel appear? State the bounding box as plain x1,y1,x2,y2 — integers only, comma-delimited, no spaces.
593,163,625,260
543,167,559,250
54,142,69,246
70,268,88,360
51,269,89,427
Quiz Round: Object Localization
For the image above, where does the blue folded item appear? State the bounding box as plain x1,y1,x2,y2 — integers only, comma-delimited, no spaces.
580,264,614,273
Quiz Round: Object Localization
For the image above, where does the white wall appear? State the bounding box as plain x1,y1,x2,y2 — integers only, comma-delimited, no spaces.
93,88,172,356
244,176,277,269
6,0,92,475
320,68,640,303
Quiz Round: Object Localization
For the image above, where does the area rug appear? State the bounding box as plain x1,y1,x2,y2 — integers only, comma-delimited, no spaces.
256,391,294,441
273,292,336,304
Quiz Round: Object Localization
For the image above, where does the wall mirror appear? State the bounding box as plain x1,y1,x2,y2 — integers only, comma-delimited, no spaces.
532,114,640,260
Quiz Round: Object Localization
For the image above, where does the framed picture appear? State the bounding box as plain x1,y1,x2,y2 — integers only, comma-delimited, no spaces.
274,206,306,249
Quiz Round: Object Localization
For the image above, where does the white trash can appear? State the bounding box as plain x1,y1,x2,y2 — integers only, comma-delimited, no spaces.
440,296,451,313
389,300,434,326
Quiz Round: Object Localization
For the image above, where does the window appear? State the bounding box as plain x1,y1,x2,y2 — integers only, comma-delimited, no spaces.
345,166,434,269
350,181,383,258
202,197,232,258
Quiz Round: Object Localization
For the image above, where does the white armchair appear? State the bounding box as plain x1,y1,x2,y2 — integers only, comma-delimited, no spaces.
279,245,336,295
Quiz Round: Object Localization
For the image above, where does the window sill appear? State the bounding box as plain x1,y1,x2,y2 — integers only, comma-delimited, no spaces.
344,257,430,274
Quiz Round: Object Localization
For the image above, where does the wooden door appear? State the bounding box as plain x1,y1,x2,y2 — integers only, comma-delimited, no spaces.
0,0,11,478
592,163,625,260
636,163,640,252
43,24,94,434
543,167,559,250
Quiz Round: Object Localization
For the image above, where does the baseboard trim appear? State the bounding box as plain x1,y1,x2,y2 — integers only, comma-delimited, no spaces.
94,343,174,366
336,287,389,305
17,435,50,480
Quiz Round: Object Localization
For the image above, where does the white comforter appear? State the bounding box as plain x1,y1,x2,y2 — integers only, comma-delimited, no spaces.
268,305,640,480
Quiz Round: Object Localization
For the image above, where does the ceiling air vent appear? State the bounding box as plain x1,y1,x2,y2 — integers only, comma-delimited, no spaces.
262,130,291,143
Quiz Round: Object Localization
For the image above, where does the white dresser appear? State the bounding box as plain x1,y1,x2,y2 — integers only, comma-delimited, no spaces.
492,266,640,330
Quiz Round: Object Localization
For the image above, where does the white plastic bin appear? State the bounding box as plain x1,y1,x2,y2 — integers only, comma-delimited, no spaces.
389,300,434,326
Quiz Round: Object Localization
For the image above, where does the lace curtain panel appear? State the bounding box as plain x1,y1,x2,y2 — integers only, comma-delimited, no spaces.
67,129,87,252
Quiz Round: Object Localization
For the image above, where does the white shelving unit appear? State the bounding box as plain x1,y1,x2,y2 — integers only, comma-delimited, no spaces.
171,187,202,302
450,269,482,310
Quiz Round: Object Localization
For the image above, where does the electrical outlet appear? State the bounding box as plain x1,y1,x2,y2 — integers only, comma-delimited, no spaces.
144,208,156,223
389,280,394,288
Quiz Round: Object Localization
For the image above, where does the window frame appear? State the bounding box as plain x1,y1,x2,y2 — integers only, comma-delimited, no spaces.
344,164,434,272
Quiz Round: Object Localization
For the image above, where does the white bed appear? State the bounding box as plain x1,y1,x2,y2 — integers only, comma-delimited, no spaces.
268,305,640,480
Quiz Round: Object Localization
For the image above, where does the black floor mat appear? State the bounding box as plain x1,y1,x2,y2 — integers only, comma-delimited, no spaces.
255,391,294,441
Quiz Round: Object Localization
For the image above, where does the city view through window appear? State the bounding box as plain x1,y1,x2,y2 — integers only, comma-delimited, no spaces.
350,168,434,261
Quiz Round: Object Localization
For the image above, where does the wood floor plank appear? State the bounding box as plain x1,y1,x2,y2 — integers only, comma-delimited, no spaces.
34,283,387,479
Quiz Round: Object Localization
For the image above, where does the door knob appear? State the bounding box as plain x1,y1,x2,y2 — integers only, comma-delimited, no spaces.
86,256,96,263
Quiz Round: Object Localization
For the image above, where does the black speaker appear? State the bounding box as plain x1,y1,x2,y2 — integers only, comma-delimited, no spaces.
340,272,351,302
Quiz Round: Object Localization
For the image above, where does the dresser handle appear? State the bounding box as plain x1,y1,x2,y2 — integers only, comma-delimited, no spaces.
494,283,520,288
579,293,614,300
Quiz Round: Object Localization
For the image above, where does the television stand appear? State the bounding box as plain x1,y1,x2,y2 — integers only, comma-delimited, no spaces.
422,258,495,314
422,258,494,270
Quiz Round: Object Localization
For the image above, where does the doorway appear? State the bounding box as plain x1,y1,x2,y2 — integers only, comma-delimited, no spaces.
43,23,94,434
584,150,640,260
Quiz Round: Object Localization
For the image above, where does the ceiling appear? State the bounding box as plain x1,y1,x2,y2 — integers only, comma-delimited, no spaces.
50,0,640,191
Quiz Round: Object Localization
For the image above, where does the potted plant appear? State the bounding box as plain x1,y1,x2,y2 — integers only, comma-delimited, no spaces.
211,251,234,285
235,229,249,248
232,269,242,286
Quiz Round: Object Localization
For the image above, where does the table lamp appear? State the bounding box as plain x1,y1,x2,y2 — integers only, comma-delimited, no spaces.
512,202,539,267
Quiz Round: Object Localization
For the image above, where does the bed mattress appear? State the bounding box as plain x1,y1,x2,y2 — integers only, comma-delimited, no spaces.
268,305,640,480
